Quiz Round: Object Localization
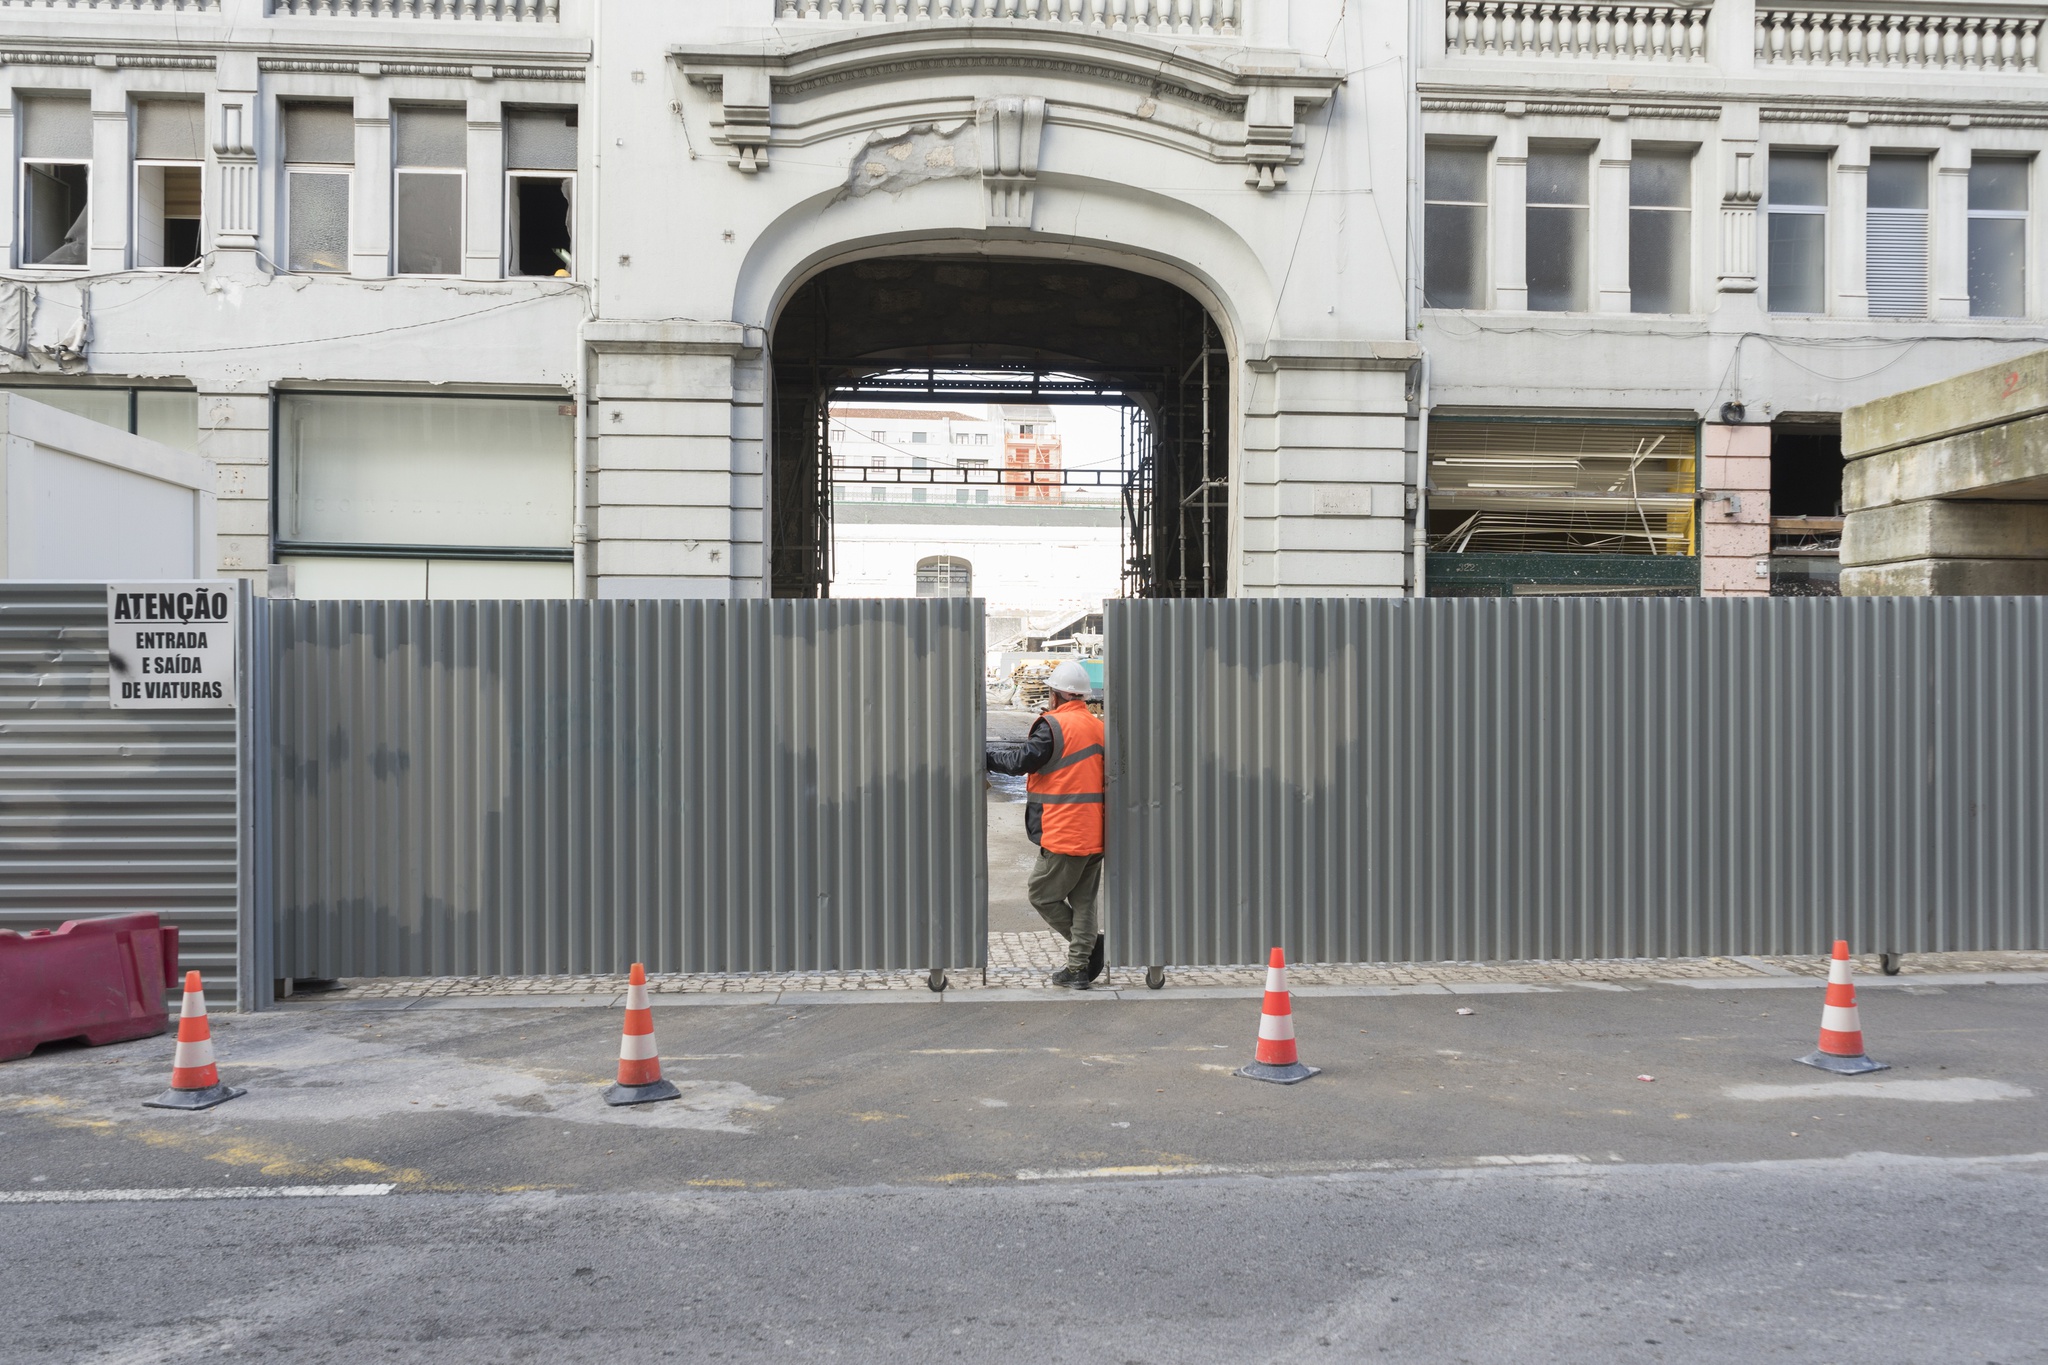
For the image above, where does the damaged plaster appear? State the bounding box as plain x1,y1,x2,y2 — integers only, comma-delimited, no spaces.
842,120,978,199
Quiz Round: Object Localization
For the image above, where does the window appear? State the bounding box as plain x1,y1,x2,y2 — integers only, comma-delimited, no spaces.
133,101,204,270
1629,150,1691,313
1018,423,1035,436
916,555,973,597
1866,155,1928,319
275,393,572,553
956,488,970,504
1424,143,1487,309
395,107,465,276
1768,151,1829,314
19,97,90,268
1527,147,1589,312
872,430,886,443
869,486,887,502
284,103,353,273
1969,158,2028,318
0,384,199,452
911,430,927,444
506,107,574,278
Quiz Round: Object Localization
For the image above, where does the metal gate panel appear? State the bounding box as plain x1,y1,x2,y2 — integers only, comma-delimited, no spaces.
0,583,243,1005
1105,597,2048,967
266,598,985,979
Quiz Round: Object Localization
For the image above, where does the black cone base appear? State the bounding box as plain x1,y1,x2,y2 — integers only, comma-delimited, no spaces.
144,1083,246,1111
605,1077,682,1106
1798,1050,1890,1075
1235,1060,1320,1085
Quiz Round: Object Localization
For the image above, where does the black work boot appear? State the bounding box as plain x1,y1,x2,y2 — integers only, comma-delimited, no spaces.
1087,935,1106,984
1049,967,1090,990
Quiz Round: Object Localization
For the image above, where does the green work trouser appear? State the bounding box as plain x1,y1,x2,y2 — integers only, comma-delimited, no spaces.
1027,848,1104,971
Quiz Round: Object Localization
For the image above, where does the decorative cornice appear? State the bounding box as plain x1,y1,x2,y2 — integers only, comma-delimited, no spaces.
0,51,215,70
1422,96,1719,120
1761,105,2048,127
259,57,580,80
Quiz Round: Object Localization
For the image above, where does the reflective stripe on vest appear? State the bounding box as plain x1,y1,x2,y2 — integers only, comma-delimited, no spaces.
1025,700,1106,855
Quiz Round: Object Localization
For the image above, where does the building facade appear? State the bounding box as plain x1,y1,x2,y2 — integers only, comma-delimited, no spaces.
2,1,2042,601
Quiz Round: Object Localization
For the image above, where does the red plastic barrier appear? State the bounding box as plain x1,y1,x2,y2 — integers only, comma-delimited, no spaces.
0,914,181,1062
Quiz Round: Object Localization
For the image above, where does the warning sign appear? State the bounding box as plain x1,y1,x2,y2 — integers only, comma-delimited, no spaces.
106,583,237,709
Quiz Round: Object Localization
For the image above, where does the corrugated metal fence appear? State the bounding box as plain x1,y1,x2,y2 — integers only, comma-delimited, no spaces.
261,597,986,980
1106,596,2048,967
0,582,248,1007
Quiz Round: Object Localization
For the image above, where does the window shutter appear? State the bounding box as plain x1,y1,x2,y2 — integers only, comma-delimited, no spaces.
1866,209,1928,318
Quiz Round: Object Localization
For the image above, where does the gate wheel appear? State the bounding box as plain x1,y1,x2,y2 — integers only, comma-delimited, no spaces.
1145,966,1165,991
1879,952,1902,976
927,967,948,993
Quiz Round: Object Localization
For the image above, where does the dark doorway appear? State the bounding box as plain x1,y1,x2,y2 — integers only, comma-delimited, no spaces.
1770,419,1845,597
768,256,1229,599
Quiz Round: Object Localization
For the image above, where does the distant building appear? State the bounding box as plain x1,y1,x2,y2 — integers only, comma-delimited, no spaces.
1000,405,1062,504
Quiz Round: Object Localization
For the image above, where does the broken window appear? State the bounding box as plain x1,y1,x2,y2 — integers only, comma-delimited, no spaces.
395,107,466,277
275,392,572,553
1428,419,1698,558
1527,146,1590,312
1767,150,1828,314
20,97,91,268
1424,143,1487,308
133,100,205,269
1866,154,1929,319
505,107,575,278
1629,149,1691,314
1968,157,2028,319
284,103,353,273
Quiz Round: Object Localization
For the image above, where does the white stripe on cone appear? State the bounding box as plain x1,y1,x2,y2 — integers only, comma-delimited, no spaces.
171,1038,216,1070
625,982,649,1010
1828,958,1854,986
179,991,205,1018
1821,1003,1861,1033
1258,1013,1296,1042
619,1031,659,1062
1264,965,1288,993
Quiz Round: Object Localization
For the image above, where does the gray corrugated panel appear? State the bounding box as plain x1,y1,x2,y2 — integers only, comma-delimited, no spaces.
1105,597,2048,967
0,584,240,1007
266,598,986,979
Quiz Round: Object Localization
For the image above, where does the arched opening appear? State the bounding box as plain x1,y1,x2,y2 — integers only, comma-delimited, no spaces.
767,255,1231,600
916,554,974,597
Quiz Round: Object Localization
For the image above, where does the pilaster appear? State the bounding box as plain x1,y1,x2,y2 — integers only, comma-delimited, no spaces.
1699,422,1772,598
351,89,392,279
194,387,274,589
1597,115,1631,314
89,82,129,275
466,94,505,281
1933,128,1972,321
1833,124,1868,320
1492,120,1528,312
209,55,261,275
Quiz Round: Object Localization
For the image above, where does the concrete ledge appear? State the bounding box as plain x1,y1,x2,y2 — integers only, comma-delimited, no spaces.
1841,558,2048,596
1843,348,2048,458
1842,499,2048,567
1844,410,2048,510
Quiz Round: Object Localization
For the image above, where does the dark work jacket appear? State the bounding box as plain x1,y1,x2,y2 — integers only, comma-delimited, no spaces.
985,717,1059,846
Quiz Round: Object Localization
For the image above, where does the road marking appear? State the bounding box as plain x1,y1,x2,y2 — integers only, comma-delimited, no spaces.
0,1183,395,1204
1724,1078,2033,1104
1018,1163,1237,1181
1473,1154,1589,1166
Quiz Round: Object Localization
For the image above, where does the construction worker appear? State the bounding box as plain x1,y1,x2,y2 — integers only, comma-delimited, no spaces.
986,659,1106,988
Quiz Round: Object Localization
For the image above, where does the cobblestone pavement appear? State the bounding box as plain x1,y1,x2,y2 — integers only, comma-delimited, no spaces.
300,935,2048,1000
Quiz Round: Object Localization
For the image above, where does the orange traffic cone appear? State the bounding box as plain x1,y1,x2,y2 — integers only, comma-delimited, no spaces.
1236,947,1320,1084
144,971,245,1110
605,963,681,1105
1798,940,1889,1075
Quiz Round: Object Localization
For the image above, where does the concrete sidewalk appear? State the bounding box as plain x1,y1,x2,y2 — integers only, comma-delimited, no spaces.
293,941,2048,1009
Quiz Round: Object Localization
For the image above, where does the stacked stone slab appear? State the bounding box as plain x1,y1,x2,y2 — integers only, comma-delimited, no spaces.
1840,350,2048,596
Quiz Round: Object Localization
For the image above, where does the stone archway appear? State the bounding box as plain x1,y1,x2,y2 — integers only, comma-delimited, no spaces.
767,254,1231,599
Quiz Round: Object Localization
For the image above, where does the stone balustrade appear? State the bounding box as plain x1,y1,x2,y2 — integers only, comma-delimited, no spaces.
1755,10,2040,70
268,0,560,18
0,0,217,10
1444,1,1711,60
777,0,1240,39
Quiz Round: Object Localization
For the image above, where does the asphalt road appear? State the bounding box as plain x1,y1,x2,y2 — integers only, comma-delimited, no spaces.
4,981,2045,1362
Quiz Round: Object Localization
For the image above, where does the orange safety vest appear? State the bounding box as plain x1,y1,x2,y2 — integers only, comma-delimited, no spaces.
1026,699,1106,856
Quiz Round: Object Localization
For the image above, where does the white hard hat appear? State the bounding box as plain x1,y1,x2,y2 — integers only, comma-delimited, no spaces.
1048,660,1093,696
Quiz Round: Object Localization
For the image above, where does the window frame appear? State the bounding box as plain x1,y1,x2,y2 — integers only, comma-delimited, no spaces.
131,158,205,272
268,388,576,562
1864,152,1931,320
503,168,575,279
1627,146,1694,315
1524,143,1593,314
1765,148,1832,316
18,157,92,271
1423,140,1491,310
393,166,465,278
1967,155,2031,320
